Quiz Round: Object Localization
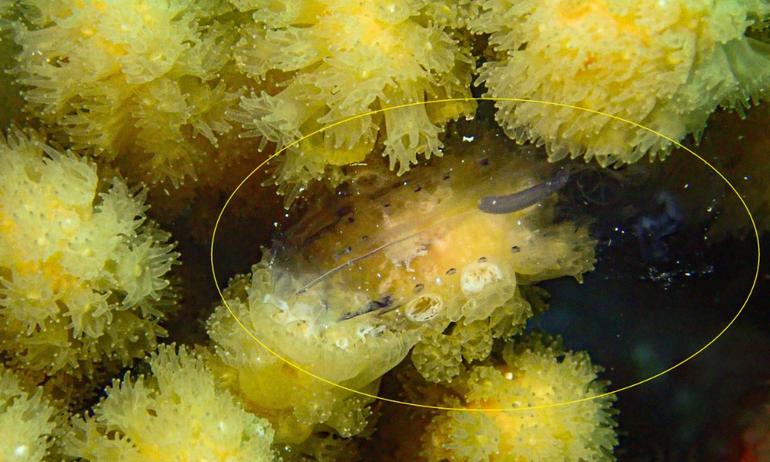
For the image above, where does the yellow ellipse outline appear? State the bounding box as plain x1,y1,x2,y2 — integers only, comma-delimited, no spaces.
211,97,760,412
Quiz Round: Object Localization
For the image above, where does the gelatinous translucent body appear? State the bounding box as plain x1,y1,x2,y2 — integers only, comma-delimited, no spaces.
269,129,596,381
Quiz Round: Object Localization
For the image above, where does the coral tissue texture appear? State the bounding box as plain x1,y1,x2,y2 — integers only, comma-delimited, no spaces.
0,365,58,462
62,345,277,462
229,0,476,197
11,0,242,185
0,129,179,379
421,335,618,462
472,0,770,166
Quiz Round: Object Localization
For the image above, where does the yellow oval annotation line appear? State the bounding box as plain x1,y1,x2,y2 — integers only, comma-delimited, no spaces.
211,97,761,413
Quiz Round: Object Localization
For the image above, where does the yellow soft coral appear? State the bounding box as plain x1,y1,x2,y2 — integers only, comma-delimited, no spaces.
228,0,476,199
0,128,179,380
0,365,59,462
11,0,242,185
421,334,618,462
63,344,277,462
472,0,770,166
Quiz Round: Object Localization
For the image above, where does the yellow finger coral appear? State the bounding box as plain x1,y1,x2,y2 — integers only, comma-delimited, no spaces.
275,126,596,382
472,0,770,166
228,0,477,199
0,128,179,381
63,344,277,462
10,0,243,186
0,365,60,462
421,334,618,462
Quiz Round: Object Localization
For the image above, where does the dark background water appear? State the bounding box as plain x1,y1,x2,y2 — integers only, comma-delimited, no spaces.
532,144,770,461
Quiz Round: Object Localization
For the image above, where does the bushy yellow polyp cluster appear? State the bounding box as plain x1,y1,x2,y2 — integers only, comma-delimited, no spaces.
8,0,769,200
11,0,242,185
0,128,179,379
421,335,618,462
0,365,59,462
472,0,770,166
229,0,476,198
62,344,277,462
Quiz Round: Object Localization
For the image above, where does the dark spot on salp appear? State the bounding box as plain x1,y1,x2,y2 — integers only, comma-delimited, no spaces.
336,205,354,217
366,295,394,312
414,283,425,294
446,268,456,275
361,235,369,241
340,295,397,321
335,246,352,259
355,172,381,187
443,172,451,180
478,256,488,263
414,185,422,192
511,246,521,253
478,157,490,166
347,216,355,224
383,202,391,208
